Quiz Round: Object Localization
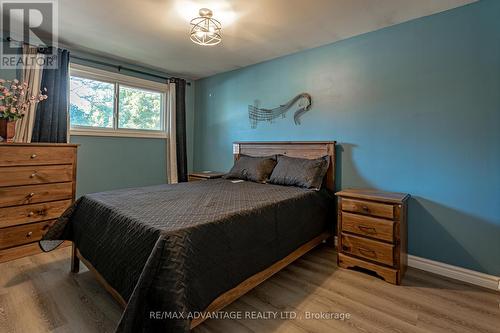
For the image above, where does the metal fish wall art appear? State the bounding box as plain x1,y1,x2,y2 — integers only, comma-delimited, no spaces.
248,93,312,128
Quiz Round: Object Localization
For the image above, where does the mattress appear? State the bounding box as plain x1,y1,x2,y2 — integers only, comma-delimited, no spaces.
40,179,334,332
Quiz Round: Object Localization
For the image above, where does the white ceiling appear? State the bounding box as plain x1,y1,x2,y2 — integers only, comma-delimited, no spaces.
26,0,479,79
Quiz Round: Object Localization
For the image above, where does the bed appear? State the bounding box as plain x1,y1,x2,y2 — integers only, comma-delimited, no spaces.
40,141,336,332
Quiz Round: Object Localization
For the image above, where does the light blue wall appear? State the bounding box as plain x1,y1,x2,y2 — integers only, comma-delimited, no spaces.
194,0,500,275
70,136,166,197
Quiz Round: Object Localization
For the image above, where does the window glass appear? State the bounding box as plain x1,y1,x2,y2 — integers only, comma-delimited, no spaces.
69,76,114,128
118,85,162,130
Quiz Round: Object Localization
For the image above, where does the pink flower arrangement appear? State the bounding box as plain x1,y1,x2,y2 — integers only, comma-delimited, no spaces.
0,78,48,121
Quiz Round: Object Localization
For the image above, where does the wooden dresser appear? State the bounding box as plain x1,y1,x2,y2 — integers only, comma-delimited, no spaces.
335,189,409,284
0,143,78,262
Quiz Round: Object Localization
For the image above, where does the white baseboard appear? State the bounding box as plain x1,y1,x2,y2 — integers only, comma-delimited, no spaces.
408,255,500,291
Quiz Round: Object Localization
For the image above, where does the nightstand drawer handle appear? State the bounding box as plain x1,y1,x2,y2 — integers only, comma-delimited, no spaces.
26,231,33,238
358,247,377,258
361,205,370,212
30,154,37,159
358,225,377,234
28,192,35,198
27,211,35,217
30,171,37,178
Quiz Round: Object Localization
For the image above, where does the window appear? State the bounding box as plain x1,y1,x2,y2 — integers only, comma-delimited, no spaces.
69,64,168,138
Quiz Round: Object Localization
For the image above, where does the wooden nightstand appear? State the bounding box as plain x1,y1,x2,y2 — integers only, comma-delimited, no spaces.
335,189,410,285
188,171,225,182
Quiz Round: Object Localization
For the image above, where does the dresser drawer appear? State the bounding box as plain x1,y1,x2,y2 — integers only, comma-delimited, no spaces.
0,200,71,228
341,233,394,266
341,212,395,242
0,220,54,249
0,183,73,208
341,198,394,219
0,146,75,167
0,165,73,187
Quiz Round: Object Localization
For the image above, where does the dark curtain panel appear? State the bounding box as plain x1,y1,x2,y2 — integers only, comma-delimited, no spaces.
32,48,70,143
173,78,188,182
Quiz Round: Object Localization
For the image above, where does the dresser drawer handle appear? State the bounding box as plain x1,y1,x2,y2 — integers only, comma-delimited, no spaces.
30,171,37,178
28,192,35,198
26,231,33,238
361,205,370,212
358,225,377,234
358,247,377,258
28,209,46,216
30,154,37,159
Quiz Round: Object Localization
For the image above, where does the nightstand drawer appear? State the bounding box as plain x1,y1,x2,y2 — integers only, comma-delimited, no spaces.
341,233,394,266
0,220,54,249
341,212,395,242
341,198,394,219
188,176,206,181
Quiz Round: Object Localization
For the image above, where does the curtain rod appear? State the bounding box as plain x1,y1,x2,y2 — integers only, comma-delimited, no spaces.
3,36,190,86
71,55,191,86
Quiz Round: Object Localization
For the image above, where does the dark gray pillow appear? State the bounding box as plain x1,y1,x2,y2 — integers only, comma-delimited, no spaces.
269,155,330,190
223,155,277,183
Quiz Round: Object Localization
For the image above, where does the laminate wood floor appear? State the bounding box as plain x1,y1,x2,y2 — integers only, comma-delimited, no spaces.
0,245,498,333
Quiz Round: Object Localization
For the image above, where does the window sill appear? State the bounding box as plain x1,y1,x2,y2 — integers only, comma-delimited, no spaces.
70,128,168,139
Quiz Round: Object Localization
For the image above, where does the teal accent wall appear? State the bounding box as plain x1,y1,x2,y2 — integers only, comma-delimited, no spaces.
194,0,500,275
70,136,166,197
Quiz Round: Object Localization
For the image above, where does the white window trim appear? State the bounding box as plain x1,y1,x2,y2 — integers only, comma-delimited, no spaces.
69,63,169,139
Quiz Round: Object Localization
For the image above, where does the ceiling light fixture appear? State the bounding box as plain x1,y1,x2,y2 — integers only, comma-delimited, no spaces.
190,8,222,46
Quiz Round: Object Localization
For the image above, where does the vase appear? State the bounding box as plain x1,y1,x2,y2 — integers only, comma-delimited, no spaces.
0,119,16,143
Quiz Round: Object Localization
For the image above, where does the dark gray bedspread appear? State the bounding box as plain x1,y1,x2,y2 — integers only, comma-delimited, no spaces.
40,179,334,332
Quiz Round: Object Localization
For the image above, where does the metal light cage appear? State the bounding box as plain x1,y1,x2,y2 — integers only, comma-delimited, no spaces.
190,8,222,46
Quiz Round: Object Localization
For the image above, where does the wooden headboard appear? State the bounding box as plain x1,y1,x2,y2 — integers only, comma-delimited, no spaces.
232,141,336,192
